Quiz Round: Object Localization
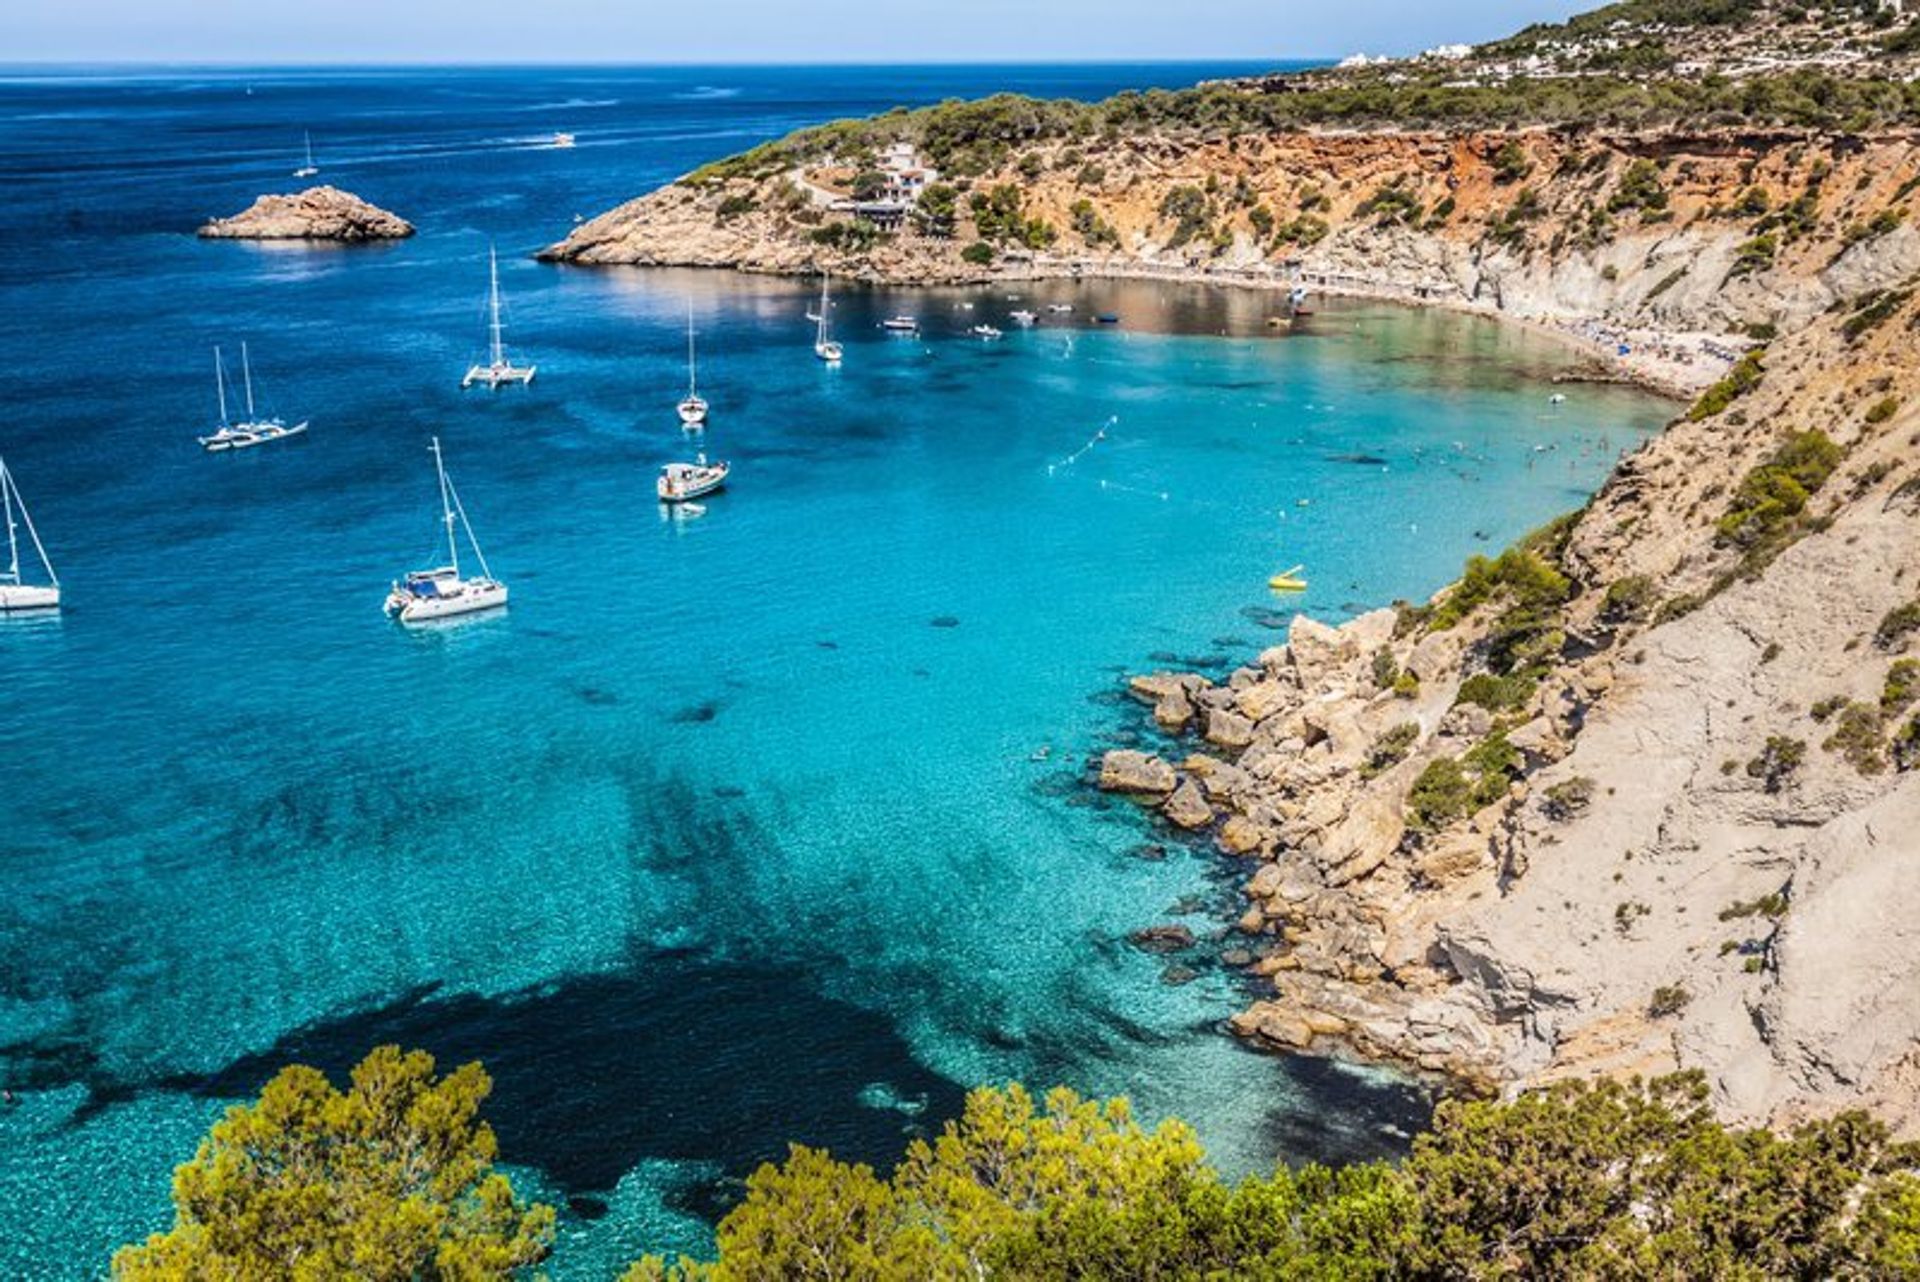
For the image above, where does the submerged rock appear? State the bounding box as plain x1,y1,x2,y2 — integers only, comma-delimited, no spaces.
198,186,414,241
1129,924,1196,954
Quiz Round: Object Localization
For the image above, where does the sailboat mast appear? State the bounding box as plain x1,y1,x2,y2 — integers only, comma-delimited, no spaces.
431,437,460,578
304,130,314,170
488,245,505,369
214,347,230,426
240,341,257,420
686,305,698,397
817,273,830,344
1,462,18,584
1,460,56,588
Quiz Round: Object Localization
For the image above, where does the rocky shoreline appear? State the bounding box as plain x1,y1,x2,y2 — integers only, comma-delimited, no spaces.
198,186,414,242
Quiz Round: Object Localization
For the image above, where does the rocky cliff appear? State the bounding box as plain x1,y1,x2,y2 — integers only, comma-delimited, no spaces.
198,186,414,242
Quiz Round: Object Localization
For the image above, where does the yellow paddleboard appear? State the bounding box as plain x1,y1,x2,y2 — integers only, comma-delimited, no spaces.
1269,564,1307,592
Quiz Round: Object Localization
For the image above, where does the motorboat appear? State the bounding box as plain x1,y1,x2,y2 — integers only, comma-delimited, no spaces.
658,456,730,503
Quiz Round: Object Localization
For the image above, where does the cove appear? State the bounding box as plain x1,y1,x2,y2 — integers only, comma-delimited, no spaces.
0,66,1675,1277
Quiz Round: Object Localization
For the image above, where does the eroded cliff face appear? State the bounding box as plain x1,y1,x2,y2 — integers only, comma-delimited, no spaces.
544,129,1920,343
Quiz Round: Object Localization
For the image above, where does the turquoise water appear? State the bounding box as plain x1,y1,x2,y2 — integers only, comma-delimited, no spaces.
0,68,1673,1277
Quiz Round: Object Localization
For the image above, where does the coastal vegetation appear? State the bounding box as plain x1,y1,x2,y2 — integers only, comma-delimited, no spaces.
112,1047,553,1280
115,1050,1920,1280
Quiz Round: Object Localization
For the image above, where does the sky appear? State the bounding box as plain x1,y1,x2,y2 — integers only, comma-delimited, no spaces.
0,0,1588,65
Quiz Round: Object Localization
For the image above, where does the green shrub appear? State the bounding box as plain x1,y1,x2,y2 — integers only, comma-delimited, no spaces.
1729,233,1778,278
1720,892,1790,921
1371,647,1400,689
1822,701,1887,775
1893,716,1920,771
1883,659,1920,712
715,192,757,221
1745,736,1806,793
1456,671,1538,712
1715,429,1842,551
1841,289,1912,343
1649,984,1692,1018
1408,757,1472,831
1601,574,1658,623
1687,350,1765,421
1491,138,1533,183
961,240,995,266
1361,721,1422,779
1876,600,1920,651
1542,776,1596,821
1609,158,1669,214
1866,395,1902,425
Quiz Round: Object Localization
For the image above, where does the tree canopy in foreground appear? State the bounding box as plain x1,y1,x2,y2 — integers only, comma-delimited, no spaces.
112,1045,554,1281
114,1051,1920,1280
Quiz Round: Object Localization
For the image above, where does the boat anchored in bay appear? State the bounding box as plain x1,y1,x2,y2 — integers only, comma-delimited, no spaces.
658,454,729,504
198,343,309,453
812,272,843,364
0,457,59,612
462,245,536,390
293,130,318,179
678,303,709,428
385,437,509,624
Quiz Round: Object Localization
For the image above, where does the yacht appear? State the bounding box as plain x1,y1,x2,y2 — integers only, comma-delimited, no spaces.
677,304,709,427
293,131,318,179
812,273,843,363
551,132,577,148
385,438,509,624
880,316,920,334
1008,310,1037,327
658,455,729,503
198,343,309,452
971,324,1003,340
0,457,59,612
1048,304,1073,314
462,245,537,389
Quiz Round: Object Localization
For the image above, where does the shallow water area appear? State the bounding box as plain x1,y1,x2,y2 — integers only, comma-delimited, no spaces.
0,65,1673,1276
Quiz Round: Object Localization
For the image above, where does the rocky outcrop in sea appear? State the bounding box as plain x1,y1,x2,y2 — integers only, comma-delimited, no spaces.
198,186,414,242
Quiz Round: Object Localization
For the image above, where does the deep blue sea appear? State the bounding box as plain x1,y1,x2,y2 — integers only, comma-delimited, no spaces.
0,64,1673,1277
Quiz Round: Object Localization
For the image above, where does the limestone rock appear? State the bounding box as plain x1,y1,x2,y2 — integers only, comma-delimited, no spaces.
1163,779,1214,830
1098,750,1176,795
199,186,414,241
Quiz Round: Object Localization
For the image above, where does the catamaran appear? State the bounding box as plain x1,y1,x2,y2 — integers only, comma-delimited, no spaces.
293,131,318,179
812,272,843,363
658,453,729,503
385,437,509,623
197,343,309,453
677,304,709,427
0,458,59,612
463,246,537,389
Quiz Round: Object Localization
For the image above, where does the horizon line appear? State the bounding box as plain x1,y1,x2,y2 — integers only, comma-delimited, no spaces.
0,55,1334,72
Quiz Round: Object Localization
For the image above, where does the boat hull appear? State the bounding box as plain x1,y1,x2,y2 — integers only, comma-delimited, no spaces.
463,364,537,390
678,398,709,426
0,584,60,612
392,581,509,623
657,462,729,503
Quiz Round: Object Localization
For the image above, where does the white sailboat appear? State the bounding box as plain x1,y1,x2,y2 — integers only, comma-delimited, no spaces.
677,304,709,427
293,131,318,179
812,272,843,364
462,245,537,389
385,437,509,623
0,458,59,612
197,343,308,453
